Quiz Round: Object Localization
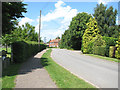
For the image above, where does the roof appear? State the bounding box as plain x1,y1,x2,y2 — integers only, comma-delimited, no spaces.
50,39,61,43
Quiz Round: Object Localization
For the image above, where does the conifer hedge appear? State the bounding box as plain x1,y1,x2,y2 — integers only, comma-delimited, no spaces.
12,41,46,63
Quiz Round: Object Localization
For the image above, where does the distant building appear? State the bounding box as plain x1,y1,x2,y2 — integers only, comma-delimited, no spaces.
49,39,61,47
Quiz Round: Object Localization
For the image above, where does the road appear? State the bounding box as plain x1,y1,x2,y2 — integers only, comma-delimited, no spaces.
51,48,118,88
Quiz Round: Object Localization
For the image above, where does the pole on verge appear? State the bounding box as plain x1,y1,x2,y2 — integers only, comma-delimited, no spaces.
38,10,41,48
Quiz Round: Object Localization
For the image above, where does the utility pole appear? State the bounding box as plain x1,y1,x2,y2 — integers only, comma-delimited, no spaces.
38,10,41,46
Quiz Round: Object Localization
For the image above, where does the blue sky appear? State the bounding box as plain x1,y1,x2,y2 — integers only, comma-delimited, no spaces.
18,0,119,42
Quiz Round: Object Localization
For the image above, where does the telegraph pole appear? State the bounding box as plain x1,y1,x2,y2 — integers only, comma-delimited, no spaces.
38,10,41,46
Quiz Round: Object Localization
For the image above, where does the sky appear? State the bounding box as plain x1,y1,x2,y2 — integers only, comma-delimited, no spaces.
18,0,119,42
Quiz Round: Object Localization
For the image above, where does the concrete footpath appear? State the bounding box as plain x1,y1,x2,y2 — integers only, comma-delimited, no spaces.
15,49,57,88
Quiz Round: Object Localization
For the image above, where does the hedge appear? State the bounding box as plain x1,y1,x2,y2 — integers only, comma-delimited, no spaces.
93,46,106,56
12,41,46,63
109,46,116,58
115,34,120,59
102,36,118,57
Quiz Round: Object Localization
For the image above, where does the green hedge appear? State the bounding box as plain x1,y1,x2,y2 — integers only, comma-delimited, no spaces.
93,46,106,56
12,41,46,63
103,36,118,57
109,46,116,58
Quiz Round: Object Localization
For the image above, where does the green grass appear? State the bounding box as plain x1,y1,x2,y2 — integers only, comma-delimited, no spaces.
41,49,96,88
86,54,120,63
2,63,22,88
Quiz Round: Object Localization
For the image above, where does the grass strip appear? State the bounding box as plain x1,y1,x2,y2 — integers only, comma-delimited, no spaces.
86,54,120,63
2,63,22,88
41,49,96,88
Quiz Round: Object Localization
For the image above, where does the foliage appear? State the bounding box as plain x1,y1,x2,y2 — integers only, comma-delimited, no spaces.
60,12,92,50
2,2,27,34
12,41,46,63
115,33,120,59
93,3,118,37
82,18,100,54
92,35,106,55
109,46,116,58
93,46,106,56
2,23,39,49
102,36,118,57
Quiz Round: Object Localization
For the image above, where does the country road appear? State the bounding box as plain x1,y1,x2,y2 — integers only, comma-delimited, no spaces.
51,48,118,88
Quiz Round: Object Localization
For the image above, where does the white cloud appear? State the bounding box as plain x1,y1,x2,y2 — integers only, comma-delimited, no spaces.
41,0,78,22
98,0,112,5
19,17,34,26
35,0,78,41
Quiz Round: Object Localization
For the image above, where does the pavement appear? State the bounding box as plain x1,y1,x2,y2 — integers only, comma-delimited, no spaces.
15,49,57,88
51,48,118,88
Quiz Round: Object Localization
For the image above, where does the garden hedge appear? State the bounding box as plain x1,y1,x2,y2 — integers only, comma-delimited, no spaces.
12,41,46,63
93,46,106,56
102,36,118,57
115,34,120,59
109,46,116,58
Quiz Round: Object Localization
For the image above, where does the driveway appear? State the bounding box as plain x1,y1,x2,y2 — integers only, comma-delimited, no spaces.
51,48,118,88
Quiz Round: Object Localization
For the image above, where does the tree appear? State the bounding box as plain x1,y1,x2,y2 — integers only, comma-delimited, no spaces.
82,18,100,54
2,2,27,34
93,3,118,37
60,12,92,50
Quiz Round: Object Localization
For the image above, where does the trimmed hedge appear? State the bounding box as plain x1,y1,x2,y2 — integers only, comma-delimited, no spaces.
103,36,118,57
109,46,116,58
12,41,46,63
93,46,106,56
115,34,120,59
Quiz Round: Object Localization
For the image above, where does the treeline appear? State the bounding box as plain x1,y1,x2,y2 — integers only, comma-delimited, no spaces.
2,2,46,63
60,3,120,59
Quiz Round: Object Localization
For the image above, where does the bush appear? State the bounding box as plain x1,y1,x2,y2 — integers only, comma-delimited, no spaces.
92,35,106,56
12,41,46,63
109,46,116,58
103,36,118,57
115,34,120,59
82,18,100,54
93,46,106,56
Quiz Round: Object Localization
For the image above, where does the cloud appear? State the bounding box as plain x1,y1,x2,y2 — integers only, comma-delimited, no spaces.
41,0,78,22
98,0,112,5
19,17,34,26
35,0,78,41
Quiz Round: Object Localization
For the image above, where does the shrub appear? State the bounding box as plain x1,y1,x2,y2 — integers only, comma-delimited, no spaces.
93,46,106,56
92,35,106,56
109,46,116,58
82,18,100,54
115,34,120,59
12,41,46,63
103,36,118,57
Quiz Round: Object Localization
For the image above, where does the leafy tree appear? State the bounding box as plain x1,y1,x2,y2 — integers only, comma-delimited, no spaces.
60,12,92,50
2,2,27,34
68,12,92,50
82,18,100,54
2,23,39,51
93,3,118,37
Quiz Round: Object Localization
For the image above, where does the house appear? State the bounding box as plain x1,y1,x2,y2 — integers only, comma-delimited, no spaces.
49,39,61,47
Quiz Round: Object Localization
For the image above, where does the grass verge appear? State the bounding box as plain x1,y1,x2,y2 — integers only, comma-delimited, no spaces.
86,54,120,63
41,49,96,88
2,63,22,88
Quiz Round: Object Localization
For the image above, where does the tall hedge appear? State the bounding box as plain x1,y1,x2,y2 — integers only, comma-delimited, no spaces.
102,36,118,57
92,35,106,56
12,41,46,63
82,18,100,54
115,34,120,59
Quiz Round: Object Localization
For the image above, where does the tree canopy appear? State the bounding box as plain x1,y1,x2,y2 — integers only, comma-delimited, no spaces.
2,2,27,34
93,3,118,37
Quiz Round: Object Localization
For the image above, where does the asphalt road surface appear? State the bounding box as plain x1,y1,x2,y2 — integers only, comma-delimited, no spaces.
51,48,118,88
